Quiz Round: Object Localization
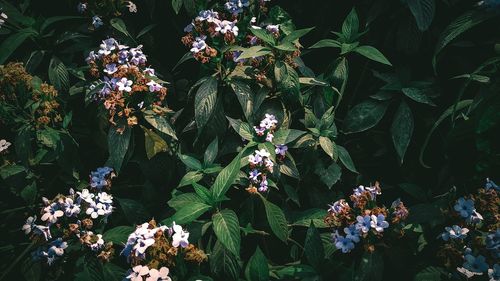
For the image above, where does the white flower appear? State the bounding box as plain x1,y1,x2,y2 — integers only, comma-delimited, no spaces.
0,12,7,28
190,36,207,53
215,20,239,36
171,222,189,248
97,192,113,204
255,149,271,158
146,267,171,281
22,216,36,234
33,225,52,241
63,197,81,217
127,265,150,281
0,139,11,152
77,189,95,203
116,78,133,92
266,24,280,33
133,236,156,255
41,203,64,224
264,158,274,172
127,1,138,13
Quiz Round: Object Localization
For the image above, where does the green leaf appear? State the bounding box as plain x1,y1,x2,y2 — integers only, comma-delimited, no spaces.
279,153,300,179
109,18,132,38
103,226,135,244
192,182,213,204
40,16,84,34
273,129,306,145
274,265,317,279
165,202,212,225
319,136,337,160
355,252,384,281
284,184,300,206
310,39,341,49
274,61,299,95
227,117,254,141
210,240,241,280
233,46,272,61
0,164,26,179
48,56,69,91
172,0,183,14
211,152,243,200
230,80,254,121
143,127,168,159
136,24,157,39
0,29,34,64
195,76,218,132
116,198,151,224
337,145,358,173
419,100,472,168
414,266,445,281
282,27,315,43
179,154,203,170
144,114,177,140
204,137,219,164
105,126,132,174
433,10,495,71
304,222,325,271
212,209,241,257
342,8,359,42
249,28,276,46
84,255,105,281
406,0,435,31
402,88,435,106
245,246,269,281
343,100,389,134
391,101,414,164
317,162,342,189
21,182,37,204
399,183,428,201
259,195,289,242
178,171,204,188
168,193,204,210
354,46,392,66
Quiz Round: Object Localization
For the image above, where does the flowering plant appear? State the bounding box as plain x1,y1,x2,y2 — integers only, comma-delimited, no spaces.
22,167,116,269
436,179,499,280
325,182,409,253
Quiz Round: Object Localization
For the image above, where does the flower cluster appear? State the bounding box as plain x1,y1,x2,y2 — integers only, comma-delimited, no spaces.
0,62,63,128
437,179,499,279
122,220,207,281
76,1,138,29
324,182,409,253
22,167,116,265
247,149,274,193
254,114,288,159
180,0,302,83
86,38,168,131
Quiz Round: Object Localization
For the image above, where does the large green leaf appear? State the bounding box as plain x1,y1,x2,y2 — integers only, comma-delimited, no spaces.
204,137,219,164
212,209,241,257
144,114,177,140
195,77,218,132
337,145,358,173
103,226,135,244
109,18,132,38
105,127,132,174
391,100,414,164
354,45,392,66
210,241,241,281
317,162,342,189
355,252,384,281
319,136,337,160
164,202,212,225
230,80,254,121
343,100,389,134
227,117,254,141
210,151,243,200
259,195,289,242
304,222,325,271
168,193,204,210
433,10,495,70
282,27,315,43
402,88,435,106
0,29,34,64
274,61,299,95
406,0,435,31
310,39,341,49
116,198,151,224
143,127,168,159
48,56,69,91
342,8,359,42
244,246,269,281
273,129,306,145
249,28,276,46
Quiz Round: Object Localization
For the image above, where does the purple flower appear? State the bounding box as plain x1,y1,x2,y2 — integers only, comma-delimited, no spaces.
92,16,103,29
355,215,371,233
258,178,268,192
440,225,469,241
103,63,118,75
370,214,389,232
454,197,475,218
249,169,261,181
224,0,249,15
147,81,162,92
190,36,207,54
463,254,489,273
344,225,360,243
334,233,355,253
275,144,288,157
328,199,349,214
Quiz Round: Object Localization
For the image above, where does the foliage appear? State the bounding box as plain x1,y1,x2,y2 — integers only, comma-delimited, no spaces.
0,0,499,280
